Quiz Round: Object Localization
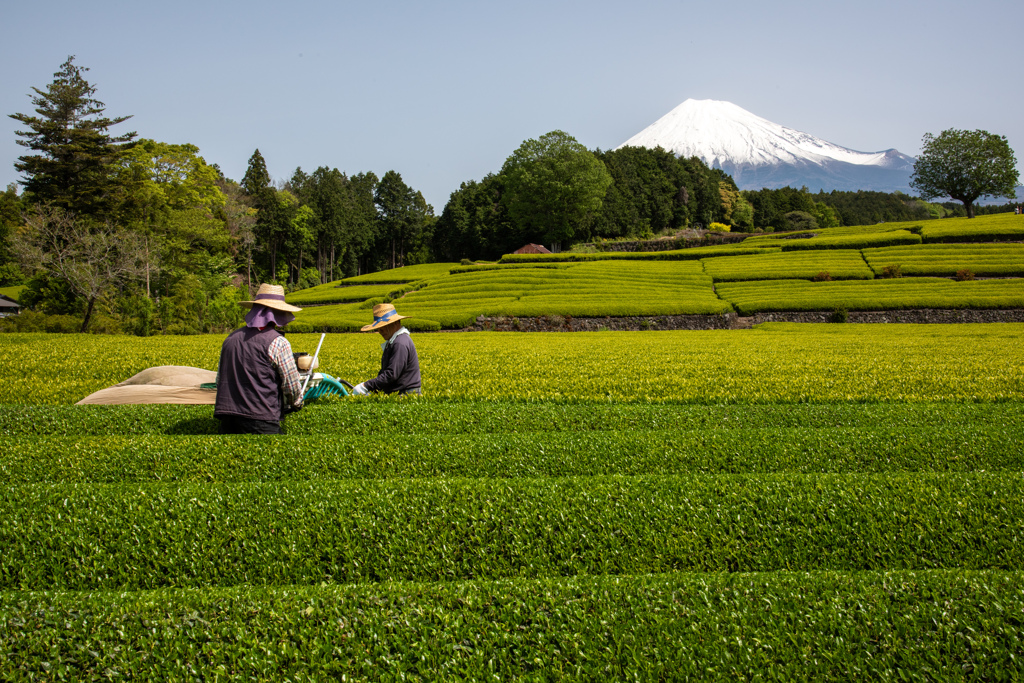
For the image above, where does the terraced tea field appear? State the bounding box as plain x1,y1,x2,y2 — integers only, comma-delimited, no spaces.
281,213,1024,331
2,325,1023,679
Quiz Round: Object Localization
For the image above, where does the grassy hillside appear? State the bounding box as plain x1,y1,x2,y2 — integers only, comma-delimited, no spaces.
0,284,25,302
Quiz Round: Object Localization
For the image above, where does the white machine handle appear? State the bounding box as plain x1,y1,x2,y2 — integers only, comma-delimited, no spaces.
299,333,326,396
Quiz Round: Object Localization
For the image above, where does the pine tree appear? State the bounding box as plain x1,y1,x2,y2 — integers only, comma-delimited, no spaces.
9,56,136,218
241,149,271,198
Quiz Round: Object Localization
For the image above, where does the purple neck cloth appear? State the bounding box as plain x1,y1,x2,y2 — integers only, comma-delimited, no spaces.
245,304,295,329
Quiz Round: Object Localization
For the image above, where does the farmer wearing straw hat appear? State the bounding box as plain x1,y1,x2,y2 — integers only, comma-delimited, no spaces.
214,283,305,434
351,302,421,396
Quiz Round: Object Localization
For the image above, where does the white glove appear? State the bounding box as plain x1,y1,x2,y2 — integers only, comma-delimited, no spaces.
352,382,368,396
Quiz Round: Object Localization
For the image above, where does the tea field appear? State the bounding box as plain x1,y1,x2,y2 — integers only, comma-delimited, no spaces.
2,324,1023,680
279,213,1024,331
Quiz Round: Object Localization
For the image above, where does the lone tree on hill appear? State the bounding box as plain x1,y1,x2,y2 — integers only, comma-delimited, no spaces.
910,129,1018,218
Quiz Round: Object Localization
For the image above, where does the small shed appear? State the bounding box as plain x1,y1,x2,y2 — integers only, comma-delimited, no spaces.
0,294,20,318
513,243,552,254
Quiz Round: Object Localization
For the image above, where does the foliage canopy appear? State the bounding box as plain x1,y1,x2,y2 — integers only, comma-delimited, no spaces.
910,129,1018,218
500,130,613,247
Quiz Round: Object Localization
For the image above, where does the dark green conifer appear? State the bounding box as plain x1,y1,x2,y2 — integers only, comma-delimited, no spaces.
9,56,136,218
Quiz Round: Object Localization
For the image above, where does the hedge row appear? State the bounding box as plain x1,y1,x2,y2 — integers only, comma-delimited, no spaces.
497,246,780,263
492,295,732,317
336,262,458,284
717,278,1024,315
2,570,1021,681
4,401,1021,436
3,473,1022,589
776,229,922,251
283,282,399,306
702,250,873,282
448,262,573,274
4,422,1022,483
921,218,1024,243
863,243,1024,278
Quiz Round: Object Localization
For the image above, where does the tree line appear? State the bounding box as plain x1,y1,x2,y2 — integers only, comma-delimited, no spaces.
1,57,435,334
2,57,1018,335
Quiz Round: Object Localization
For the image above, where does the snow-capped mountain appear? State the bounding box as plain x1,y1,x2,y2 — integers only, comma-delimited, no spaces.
618,99,916,193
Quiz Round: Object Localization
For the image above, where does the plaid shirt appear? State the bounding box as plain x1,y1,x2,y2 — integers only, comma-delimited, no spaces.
269,336,303,409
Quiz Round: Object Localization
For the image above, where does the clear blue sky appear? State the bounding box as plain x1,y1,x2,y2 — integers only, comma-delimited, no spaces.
2,0,1022,211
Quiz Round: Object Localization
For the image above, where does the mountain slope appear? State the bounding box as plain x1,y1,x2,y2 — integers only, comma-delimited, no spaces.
618,99,916,193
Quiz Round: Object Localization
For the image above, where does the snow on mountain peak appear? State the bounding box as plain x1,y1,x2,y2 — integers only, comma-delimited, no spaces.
617,99,915,192
619,99,910,170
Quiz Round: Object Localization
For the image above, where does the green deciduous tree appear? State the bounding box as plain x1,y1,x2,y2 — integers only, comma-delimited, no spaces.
9,56,136,219
216,178,257,296
431,174,513,261
910,129,1019,218
112,139,229,296
501,131,613,249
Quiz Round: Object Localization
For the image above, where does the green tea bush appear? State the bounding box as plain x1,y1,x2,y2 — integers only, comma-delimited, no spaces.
285,282,399,305
5,401,1022,437
4,325,1024,404
497,246,780,264
864,243,1024,278
920,213,1024,243
5,421,1023,483
3,473,1022,590
701,250,872,282
3,571,1022,681
829,307,848,323
717,278,1024,316
777,229,921,251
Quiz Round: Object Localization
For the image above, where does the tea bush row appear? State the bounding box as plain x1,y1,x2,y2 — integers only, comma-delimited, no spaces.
4,422,1023,483
5,325,1024,404
718,278,1024,315
743,229,921,251
7,400,1021,436
335,262,458,284
2,570,1021,681
3,472,1023,590
863,243,1024,278
283,282,400,306
702,250,874,281
921,214,1024,243
497,245,779,263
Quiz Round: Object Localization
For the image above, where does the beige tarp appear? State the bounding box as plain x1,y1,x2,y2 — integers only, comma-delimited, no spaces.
76,365,218,405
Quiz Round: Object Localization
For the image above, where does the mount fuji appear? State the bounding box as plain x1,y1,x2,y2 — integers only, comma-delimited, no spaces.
618,99,917,194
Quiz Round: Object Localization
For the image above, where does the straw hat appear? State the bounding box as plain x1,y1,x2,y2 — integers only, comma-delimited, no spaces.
361,302,408,332
239,283,302,313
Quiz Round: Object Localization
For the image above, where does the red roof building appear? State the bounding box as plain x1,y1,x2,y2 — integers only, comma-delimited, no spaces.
512,243,552,254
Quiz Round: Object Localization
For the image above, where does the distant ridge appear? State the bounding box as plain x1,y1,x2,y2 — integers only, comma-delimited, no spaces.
618,99,917,194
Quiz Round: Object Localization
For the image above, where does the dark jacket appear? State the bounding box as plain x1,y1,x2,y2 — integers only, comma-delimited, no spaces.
364,330,421,394
214,327,285,421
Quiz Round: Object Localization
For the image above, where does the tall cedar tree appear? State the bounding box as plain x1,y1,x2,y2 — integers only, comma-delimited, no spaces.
241,149,283,279
9,56,136,218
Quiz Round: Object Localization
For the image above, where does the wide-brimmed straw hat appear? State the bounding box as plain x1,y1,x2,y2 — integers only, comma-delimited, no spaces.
361,302,408,332
239,283,302,313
